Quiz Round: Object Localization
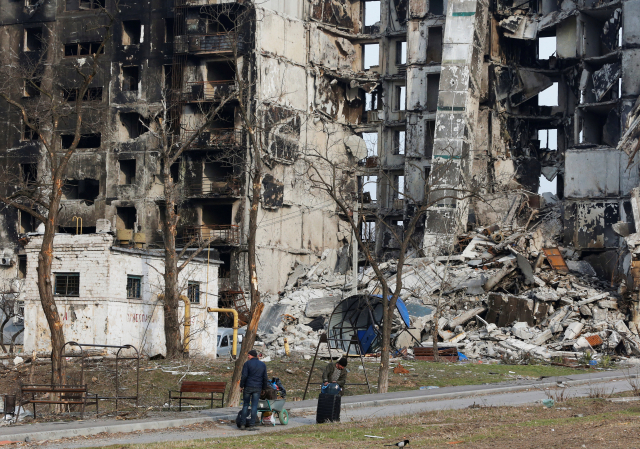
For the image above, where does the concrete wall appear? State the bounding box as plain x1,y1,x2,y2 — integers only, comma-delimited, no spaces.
21,234,219,357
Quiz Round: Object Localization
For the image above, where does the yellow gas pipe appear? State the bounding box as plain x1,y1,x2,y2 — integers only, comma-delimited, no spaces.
208,307,238,357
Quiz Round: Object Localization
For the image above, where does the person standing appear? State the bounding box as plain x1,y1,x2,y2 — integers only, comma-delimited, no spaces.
322,357,348,394
239,349,269,430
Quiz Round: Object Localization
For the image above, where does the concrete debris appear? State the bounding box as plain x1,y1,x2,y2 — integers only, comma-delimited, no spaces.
255,207,640,365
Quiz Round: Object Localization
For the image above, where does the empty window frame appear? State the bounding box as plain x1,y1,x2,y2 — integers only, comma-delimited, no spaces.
364,1,381,27
426,27,443,63
363,43,380,70
427,74,440,112
425,120,435,158
126,275,142,299
164,18,174,43
21,163,37,185
538,82,558,106
64,42,104,57
119,112,148,140
122,66,139,92
394,175,405,199
116,206,137,230
362,132,378,157
18,255,27,279
22,120,38,141
360,175,377,201
396,40,407,65
61,133,101,149
396,85,406,111
63,87,103,102
188,281,200,304
19,210,36,234
24,27,42,52
538,129,558,150
119,159,136,185
23,79,41,97
61,178,99,200
122,20,141,45
429,0,444,15
163,64,173,92
394,129,406,154
365,90,381,111
54,273,80,296
538,36,556,60
361,220,376,242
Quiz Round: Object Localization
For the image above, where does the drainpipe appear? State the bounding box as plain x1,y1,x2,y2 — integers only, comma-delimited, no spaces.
179,295,191,357
207,307,238,357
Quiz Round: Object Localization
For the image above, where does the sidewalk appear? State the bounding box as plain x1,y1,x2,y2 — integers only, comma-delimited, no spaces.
0,368,635,443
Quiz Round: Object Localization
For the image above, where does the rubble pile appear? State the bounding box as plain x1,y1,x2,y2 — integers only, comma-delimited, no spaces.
257,200,640,365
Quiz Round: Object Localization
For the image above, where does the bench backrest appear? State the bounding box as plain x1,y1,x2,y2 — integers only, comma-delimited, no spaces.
21,385,87,394
180,381,226,393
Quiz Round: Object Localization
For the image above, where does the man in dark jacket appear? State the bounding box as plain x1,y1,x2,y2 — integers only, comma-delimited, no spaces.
239,349,269,430
322,357,348,394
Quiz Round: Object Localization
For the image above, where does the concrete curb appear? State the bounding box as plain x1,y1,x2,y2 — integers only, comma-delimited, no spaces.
1,372,635,443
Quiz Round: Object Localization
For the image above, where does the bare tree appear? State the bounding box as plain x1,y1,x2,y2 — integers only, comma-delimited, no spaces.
0,9,115,383
301,123,484,392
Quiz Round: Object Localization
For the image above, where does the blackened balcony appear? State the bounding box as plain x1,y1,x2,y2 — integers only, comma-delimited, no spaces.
185,175,242,197
178,224,240,246
180,128,242,149
182,80,236,102
174,33,248,55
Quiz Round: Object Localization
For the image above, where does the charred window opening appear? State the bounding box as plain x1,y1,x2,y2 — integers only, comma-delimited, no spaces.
170,162,180,183
64,42,104,57
122,20,141,45
207,61,236,81
22,120,38,141
427,74,440,112
19,211,36,234
425,120,435,158
119,159,136,185
164,18,174,43
23,78,41,97
122,66,139,92
65,0,104,10
61,133,101,149
393,129,406,155
429,0,443,15
18,255,27,279
396,85,406,111
426,27,443,63
21,163,37,185
24,27,42,52
116,206,137,230
163,65,173,92
363,43,380,70
119,112,148,140
63,87,103,102
62,178,100,201
218,252,231,278
396,40,407,65
202,204,232,226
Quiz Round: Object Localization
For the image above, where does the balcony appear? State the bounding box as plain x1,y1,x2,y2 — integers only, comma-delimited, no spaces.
185,176,242,197
180,128,242,149
178,224,240,246
182,80,235,102
174,33,248,55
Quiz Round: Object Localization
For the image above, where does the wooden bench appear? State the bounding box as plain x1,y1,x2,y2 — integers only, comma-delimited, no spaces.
414,346,459,362
19,384,99,419
168,381,226,411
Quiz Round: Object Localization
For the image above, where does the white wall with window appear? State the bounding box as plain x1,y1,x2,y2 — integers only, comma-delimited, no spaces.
22,233,221,357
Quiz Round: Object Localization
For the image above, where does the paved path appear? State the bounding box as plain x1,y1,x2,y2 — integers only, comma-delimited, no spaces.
1,368,638,447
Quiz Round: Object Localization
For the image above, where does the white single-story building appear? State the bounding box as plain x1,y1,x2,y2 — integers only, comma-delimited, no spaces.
21,233,221,357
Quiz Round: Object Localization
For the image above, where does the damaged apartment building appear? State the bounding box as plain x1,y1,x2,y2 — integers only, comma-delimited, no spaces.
0,0,639,320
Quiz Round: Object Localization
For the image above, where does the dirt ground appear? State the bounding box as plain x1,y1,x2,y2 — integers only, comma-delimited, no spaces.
0,353,589,421
94,398,640,449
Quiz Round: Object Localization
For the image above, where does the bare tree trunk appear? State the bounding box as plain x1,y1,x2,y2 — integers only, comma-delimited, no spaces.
37,193,65,384
377,284,391,393
10,328,24,354
228,134,262,407
0,315,9,353
162,166,182,358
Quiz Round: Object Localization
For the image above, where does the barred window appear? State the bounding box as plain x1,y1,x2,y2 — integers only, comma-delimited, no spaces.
54,273,79,296
127,275,142,299
188,282,200,304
